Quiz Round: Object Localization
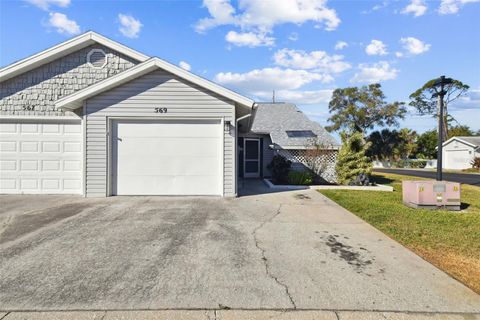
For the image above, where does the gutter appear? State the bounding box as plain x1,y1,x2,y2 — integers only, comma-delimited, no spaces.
234,103,256,196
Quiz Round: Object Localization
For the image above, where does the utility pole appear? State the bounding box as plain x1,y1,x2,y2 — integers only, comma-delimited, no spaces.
272,90,275,103
433,75,453,181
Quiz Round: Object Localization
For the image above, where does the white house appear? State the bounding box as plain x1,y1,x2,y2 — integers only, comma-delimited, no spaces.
442,136,480,169
0,32,338,197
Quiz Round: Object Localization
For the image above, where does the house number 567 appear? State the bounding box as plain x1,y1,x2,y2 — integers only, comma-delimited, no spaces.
154,107,167,113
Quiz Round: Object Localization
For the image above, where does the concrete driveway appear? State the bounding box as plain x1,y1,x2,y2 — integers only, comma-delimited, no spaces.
1,184,479,313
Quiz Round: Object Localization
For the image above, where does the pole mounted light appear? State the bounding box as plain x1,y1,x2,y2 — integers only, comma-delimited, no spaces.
432,75,453,181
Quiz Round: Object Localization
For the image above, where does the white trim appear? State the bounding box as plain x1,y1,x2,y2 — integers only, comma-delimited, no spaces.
0,31,149,82
55,58,254,111
87,48,107,69
442,136,478,149
221,117,225,197
0,115,81,121
82,101,87,197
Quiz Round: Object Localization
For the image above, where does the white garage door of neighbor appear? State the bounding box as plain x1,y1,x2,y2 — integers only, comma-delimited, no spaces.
0,121,83,194
112,119,223,196
445,149,472,170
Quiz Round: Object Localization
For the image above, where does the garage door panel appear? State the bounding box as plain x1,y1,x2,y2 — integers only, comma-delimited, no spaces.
117,156,220,176
113,119,222,196
115,120,220,138
0,121,82,194
116,175,220,196
116,137,220,157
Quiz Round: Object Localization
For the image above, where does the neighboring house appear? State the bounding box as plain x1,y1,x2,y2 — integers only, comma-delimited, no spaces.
442,136,480,170
0,31,337,197
239,103,339,182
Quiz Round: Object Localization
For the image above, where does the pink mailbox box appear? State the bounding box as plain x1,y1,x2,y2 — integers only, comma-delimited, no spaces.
402,180,461,211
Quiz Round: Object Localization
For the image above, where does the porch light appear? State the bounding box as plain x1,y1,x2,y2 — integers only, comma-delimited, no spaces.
224,120,231,132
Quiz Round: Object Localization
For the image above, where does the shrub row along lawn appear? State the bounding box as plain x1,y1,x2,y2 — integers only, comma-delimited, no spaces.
318,173,480,294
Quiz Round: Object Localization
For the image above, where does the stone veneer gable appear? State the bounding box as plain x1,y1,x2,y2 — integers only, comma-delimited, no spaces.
0,44,140,116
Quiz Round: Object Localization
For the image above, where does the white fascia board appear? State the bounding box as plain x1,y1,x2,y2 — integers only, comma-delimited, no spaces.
57,58,254,110
442,137,476,148
0,31,149,82
152,58,254,108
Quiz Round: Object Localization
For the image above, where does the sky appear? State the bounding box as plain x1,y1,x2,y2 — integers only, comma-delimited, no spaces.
1,0,479,138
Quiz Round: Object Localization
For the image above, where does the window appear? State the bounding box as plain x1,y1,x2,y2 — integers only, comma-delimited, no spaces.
286,130,317,138
87,49,107,69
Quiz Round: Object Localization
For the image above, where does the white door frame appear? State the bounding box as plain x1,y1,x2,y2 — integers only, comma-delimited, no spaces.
243,138,260,178
106,116,224,196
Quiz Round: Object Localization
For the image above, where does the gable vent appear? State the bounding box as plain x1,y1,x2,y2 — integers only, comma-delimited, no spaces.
87,49,107,69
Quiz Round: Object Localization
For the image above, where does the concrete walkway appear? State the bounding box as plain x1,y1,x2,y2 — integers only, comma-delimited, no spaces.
1,310,479,319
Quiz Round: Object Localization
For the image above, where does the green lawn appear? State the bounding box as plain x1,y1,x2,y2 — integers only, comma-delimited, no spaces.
319,173,480,293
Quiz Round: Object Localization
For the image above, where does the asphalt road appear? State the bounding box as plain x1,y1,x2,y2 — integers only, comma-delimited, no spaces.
1,183,479,312
375,168,480,186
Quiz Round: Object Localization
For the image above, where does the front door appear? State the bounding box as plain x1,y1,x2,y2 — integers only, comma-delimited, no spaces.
244,138,260,178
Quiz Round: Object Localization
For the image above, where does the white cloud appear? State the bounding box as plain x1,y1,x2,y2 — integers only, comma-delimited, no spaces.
365,39,388,56
254,89,333,104
351,61,399,83
25,0,70,10
402,0,428,16
273,48,351,74
288,32,299,41
195,0,341,46
438,0,480,14
395,51,404,58
195,0,237,33
179,61,191,71
451,87,480,111
334,41,348,50
400,37,430,55
214,67,333,92
225,30,274,47
118,14,142,38
47,12,80,35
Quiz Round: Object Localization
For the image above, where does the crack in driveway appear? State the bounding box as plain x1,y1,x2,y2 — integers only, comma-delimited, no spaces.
251,204,297,309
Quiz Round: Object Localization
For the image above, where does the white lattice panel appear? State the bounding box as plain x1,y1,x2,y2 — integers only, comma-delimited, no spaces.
277,149,337,183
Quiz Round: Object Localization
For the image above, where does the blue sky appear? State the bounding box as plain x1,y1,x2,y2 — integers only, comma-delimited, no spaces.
1,0,479,136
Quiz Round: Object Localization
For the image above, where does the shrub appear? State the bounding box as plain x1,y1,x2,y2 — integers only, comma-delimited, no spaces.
287,170,314,185
336,132,372,185
471,157,480,170
268,155,291,184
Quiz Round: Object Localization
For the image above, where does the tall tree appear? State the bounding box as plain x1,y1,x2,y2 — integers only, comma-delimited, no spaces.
416,130,437,159
326,84,406,135
394,128,418,160
367,129,400,161
409,78,469,141
448,125,473,139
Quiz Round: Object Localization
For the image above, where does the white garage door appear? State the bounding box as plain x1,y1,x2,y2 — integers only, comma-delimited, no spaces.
445,149,473,170
112,119,222,196
0,120,83,194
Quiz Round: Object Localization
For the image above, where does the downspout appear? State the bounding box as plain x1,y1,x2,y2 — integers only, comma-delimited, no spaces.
235,104,256,196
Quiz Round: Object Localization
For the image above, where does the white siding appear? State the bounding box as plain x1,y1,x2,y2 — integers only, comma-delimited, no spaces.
85,70,235,197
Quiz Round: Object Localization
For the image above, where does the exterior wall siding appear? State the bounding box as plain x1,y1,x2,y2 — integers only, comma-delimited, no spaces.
0,45,139,117
85,70,235,197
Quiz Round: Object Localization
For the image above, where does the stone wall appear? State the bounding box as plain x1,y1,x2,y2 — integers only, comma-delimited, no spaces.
0,44,139,116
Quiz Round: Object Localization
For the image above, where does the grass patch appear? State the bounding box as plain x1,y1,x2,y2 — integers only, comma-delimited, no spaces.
319,173,480,293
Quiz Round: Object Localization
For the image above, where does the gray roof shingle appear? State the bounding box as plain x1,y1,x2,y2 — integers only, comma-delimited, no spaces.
455,136,480,147
250,103,339,149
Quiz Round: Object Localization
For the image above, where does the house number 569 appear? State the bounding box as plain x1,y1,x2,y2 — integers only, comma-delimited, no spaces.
154,107,168,113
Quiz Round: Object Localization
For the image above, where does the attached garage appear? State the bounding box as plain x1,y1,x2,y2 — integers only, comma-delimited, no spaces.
442,136,480,170
111,119,222,196
0,120,82,194
0,32,254,197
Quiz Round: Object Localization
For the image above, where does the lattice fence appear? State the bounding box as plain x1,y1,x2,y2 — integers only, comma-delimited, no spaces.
277,149,338,183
